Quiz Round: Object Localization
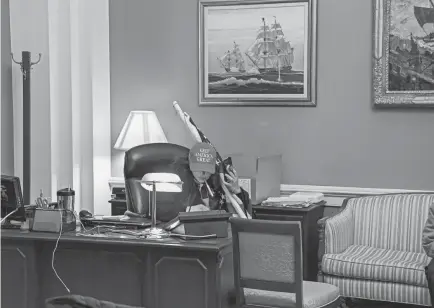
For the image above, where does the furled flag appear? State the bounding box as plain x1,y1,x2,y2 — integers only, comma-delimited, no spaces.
173,101,251,219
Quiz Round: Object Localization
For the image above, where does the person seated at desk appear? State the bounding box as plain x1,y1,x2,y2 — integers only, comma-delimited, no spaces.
178,142,250,216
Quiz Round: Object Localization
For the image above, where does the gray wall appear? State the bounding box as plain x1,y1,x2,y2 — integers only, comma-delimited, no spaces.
2,0,14,175
109,0,434,190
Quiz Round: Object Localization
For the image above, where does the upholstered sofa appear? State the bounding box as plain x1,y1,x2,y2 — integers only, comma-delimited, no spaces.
318,193,434,306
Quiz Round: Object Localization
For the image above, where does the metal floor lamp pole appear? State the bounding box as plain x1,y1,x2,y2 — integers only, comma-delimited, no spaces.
11,51,41,205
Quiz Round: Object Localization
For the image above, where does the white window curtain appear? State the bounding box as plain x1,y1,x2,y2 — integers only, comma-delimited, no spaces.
9,0,111,215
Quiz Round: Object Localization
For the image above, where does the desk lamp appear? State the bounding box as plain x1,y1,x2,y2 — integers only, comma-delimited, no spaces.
141,173,183,239
114,111,167,151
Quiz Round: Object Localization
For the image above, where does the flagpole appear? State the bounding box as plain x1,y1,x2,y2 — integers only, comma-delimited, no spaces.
173,101,251,219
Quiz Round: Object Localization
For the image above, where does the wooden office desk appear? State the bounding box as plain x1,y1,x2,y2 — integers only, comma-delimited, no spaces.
1,230,234,308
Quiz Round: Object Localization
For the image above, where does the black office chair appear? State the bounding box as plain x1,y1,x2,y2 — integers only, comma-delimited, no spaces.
123,143,194,222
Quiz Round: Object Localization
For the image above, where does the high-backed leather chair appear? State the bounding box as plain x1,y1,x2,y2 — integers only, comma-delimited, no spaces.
123,143,193,222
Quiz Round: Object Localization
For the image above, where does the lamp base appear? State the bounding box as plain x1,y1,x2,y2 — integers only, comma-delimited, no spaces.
144,226,170,239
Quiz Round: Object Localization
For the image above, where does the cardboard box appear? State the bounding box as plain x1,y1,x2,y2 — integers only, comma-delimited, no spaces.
224,154,282,205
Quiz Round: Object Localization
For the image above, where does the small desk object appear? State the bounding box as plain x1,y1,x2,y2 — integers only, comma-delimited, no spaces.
252,201,325,281
31,208,76,233
1,229,234,308
109,186,127,215
166,211,231,238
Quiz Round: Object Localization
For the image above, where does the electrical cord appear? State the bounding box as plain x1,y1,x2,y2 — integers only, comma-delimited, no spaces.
5,207,129,294
51,209,103,294
51,209,70,293
2,206,71,291
0,208,19,224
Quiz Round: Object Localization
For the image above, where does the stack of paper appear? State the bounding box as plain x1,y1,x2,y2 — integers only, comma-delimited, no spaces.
262,192,324,207
287,192,324,203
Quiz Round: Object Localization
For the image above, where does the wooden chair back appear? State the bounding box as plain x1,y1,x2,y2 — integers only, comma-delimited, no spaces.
230,217,303,308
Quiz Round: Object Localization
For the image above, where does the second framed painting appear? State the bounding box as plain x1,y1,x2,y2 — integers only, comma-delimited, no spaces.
373,0,434,107
198,0,318,106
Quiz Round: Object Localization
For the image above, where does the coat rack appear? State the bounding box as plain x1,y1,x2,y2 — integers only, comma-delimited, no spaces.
11,51,42,205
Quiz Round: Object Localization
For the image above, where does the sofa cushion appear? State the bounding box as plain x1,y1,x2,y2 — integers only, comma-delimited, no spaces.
322,245,430,287
244,281,340,308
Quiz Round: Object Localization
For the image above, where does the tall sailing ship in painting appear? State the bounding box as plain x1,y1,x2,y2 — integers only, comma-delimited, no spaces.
209,16,304,95
388,0,434,91
218,41,247,73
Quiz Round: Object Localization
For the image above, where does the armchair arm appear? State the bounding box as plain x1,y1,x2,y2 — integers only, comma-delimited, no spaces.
317,206,354,281
322,206,354,254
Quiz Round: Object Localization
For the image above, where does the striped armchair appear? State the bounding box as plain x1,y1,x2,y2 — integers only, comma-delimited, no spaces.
318,193,434,306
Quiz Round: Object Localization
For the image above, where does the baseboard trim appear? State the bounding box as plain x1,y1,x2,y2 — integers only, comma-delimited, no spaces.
280,184,434,207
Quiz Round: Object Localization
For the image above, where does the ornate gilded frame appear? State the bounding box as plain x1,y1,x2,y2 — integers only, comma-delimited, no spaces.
373,0,434,107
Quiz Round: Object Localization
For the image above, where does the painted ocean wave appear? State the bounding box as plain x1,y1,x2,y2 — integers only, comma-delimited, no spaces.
208,77,304,95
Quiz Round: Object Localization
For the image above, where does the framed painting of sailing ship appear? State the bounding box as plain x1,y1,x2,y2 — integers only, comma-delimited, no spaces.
373,0,434,107
198,0,318,106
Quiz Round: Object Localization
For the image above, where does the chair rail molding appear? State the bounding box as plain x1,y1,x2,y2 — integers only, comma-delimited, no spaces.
110,177,434,208
10,0,111,214
281,184,434,207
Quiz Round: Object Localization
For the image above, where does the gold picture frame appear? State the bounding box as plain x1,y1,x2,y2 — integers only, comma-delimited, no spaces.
373,0,434,107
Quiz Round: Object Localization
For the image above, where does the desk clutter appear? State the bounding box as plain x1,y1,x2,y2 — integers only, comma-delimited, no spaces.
1,186,77,232
0,176,231,240
3,208,231,241
78,210,230,240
